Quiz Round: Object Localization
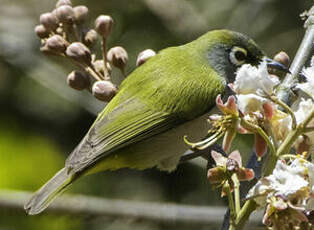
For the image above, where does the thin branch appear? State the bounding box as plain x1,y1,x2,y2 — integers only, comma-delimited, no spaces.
240,118,276,156
0,189,263,224
276,5,314,104
232,174,241,216
224,183,236,229
269,95,297,129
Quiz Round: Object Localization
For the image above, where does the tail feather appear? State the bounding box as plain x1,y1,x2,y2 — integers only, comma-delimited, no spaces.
24,168,73,215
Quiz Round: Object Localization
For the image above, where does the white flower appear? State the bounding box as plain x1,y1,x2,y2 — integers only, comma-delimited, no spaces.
294,99,314,145
267,160,308,198
247,159,313,208
237,94,266,114
296,65,314,98
234,61,279,95
271,113,292,144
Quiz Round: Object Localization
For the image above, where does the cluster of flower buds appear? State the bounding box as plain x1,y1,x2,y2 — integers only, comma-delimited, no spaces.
35,0,129,102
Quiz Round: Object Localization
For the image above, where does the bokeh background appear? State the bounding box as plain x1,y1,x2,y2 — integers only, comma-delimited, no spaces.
0,0,312,229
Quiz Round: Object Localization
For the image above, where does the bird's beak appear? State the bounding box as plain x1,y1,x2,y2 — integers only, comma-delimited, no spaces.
265,58,291,74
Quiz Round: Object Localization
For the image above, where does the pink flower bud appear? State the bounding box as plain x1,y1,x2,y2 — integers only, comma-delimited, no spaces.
93,60,112,76
56,0,72,8
43,35,67,54
95,15,113,38
107,46,128,72
56,5,75,24
34,25,49,39
73,5,88,25
254,133,267,158
274,51,290,68
92,81,117,102
66,42,91,65
39,12,58,31
136,49,156,66
67,71,90,90
83,29,98,47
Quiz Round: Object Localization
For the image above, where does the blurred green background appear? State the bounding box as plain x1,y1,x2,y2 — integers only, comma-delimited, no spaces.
0,0,312,229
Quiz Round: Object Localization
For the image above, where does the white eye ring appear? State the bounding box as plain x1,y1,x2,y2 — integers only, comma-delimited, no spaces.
229,47,247,66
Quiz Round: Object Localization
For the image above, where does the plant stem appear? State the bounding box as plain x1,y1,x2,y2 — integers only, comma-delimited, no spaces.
270,95,297,129
240,119,276,156
232,174,241,216
264,109,314,176
101,37,110,80
75,61,103,81
276,5,314,104
88,64,104,80
225,182,236,230
235,200,257,229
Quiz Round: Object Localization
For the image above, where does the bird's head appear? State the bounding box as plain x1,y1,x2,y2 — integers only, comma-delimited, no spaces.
191,29,289,83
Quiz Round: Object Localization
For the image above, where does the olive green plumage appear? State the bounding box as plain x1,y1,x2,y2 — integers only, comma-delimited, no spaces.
25,29,264,215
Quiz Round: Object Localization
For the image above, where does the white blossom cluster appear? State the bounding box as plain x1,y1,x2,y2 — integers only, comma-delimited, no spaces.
233,58,314,227
248,158,314,208
234,59,314,146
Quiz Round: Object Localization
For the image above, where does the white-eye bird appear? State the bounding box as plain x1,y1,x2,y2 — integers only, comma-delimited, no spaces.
25,29,288,215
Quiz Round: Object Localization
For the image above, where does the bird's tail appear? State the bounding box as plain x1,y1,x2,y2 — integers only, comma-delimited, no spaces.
24,168,73,215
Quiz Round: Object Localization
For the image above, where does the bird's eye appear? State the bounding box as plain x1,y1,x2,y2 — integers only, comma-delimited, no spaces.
229,47,247,66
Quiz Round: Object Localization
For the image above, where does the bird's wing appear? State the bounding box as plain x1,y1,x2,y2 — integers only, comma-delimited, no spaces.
65,45,223,174
65,96,181,173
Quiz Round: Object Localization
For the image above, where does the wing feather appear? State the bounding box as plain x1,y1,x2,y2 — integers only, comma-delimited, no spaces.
65,97,180,173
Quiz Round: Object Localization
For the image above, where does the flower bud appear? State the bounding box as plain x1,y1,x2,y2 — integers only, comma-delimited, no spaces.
56,0,72,8
73,5,88,25
92,81,117,102
34,25,49,39
93,60,112,76
56,5,75,24
83,29,98,47
43,34,67,54
39,12,58,31
136,49,156,66
95,15,113,38
56,27,63,35
67,71,90,90
107,46,128,72
66,42,92,65
273,51,290,68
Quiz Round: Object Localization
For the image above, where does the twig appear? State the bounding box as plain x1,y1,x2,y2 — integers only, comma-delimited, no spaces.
235,200,257,229
224,183,236,229
240,118,276,156
276,5,314,104
101,37,110,81
269,95,297,129
232,174,241,216
0,189,263,224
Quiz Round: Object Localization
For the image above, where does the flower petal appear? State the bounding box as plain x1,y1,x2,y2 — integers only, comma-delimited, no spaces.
222,129,236,153
211,150,227,166
254,133,268,158
207,167,226,183
237,168,255,181
228,150,242,167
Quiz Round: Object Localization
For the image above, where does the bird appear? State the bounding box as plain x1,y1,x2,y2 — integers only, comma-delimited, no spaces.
25,29,288,215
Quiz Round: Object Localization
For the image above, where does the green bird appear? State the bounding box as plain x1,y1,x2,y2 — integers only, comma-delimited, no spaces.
25,29,288,215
